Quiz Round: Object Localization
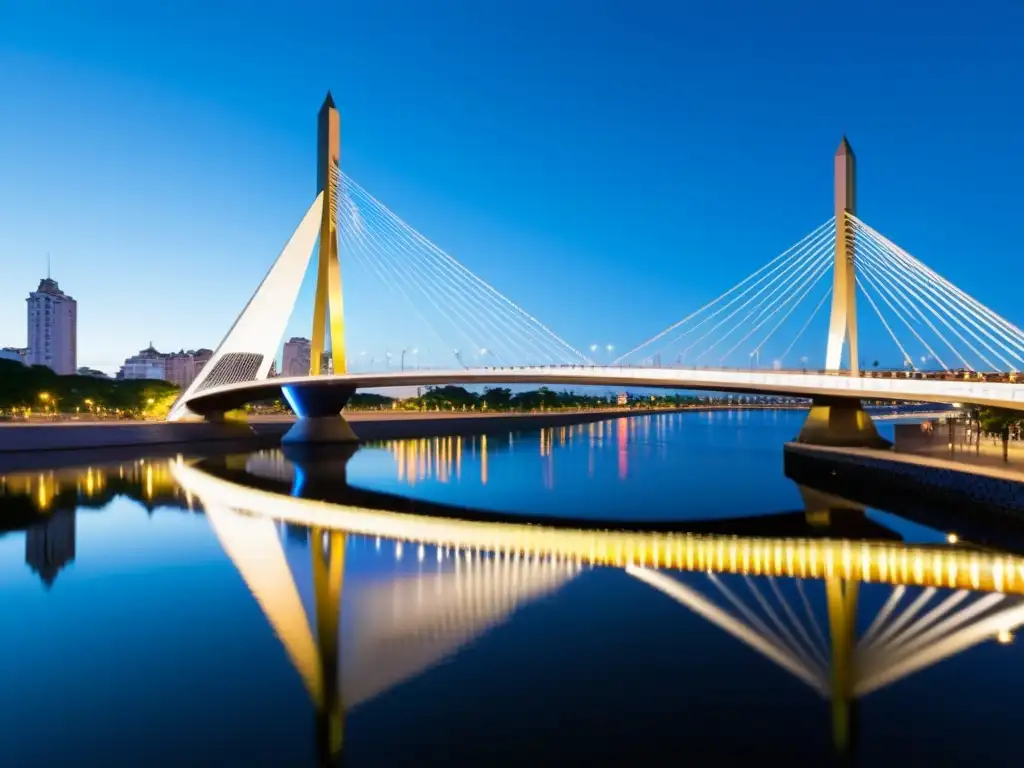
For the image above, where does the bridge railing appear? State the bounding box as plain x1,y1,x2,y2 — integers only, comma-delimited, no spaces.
457,363,1019,384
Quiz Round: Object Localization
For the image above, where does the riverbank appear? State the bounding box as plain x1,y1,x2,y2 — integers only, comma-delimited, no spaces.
784,442,1024,519
0,407,718,472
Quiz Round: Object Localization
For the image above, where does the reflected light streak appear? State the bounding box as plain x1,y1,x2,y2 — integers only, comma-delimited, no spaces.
170,460,1024,596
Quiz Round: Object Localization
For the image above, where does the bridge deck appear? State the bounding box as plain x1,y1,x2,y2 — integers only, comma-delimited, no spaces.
175,366,1024,418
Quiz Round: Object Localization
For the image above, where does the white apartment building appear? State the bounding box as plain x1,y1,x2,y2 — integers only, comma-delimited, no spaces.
27,278,77,374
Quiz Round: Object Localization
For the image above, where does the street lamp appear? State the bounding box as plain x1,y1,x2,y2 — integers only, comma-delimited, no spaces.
400,347,419,371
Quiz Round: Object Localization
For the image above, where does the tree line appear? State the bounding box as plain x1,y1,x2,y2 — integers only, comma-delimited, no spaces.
344,386,708,412
0,360,178,418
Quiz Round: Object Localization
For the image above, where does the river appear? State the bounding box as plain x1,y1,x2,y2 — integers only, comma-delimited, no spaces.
1,409,1021,766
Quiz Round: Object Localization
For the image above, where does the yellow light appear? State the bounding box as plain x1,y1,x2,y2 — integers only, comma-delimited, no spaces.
997,629,1014,645
38,392,50,402
947,533,959,544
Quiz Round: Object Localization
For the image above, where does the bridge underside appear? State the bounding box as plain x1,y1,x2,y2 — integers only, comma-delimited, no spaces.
794,396,891,449
171,368,991,448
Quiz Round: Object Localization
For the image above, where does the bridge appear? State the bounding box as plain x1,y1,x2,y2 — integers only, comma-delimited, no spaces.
170,451,1024,760
166,93,1024,447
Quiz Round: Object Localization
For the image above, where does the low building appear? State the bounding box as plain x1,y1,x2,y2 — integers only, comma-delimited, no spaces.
119,344,166,380
0,347,27,365
76,367,109,378
118,345,213,386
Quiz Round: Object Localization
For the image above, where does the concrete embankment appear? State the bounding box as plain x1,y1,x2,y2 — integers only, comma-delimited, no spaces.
784,442,1024,519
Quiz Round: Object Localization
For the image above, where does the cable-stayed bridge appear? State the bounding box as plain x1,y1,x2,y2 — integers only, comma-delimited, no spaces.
166,95,1024,446
171,454,1024,760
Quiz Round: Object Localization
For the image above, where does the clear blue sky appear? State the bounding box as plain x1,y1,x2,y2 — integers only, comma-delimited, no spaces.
2,0,1022,373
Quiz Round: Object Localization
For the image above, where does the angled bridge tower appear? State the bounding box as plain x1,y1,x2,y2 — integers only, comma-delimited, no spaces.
825,137,858,375
311,92,347,377
167,93,345,422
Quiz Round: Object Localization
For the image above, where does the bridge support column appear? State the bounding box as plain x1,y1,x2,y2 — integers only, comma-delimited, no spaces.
282,444,359,497
281,384,359,445
795,396,891,449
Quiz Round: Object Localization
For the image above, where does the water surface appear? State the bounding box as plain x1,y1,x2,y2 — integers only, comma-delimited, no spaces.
1,410,1020,766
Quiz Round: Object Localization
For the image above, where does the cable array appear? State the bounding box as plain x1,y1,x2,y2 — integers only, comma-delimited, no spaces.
338,174,591,369
615,219,837,369
847,214,1024,373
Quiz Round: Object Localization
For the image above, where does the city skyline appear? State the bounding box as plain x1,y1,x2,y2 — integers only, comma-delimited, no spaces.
2,2,1023,372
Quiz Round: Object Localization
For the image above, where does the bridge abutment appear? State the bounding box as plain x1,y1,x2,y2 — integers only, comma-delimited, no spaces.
281,384,360,445
795,396,891,449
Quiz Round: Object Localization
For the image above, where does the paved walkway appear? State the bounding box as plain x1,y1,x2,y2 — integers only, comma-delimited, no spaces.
898,440,1024,476
801,442,1024,483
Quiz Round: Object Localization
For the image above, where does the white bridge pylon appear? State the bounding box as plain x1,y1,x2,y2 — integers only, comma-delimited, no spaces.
167,171,595,421
167,194,325,422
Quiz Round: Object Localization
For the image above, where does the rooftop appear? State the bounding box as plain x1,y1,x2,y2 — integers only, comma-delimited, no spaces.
32,277,72,298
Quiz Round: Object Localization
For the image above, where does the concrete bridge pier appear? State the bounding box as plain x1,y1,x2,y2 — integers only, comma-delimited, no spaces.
281,383,360,445
795,396,891,449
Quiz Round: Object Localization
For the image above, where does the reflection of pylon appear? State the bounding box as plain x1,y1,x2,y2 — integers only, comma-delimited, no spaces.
826,577,858,755
311,528,345,763
176,458,1024,757
196,493,578,763
631,567,1024,757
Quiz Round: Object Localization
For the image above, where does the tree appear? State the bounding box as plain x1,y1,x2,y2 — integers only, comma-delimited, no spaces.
978,407,1022,462
421,385,479,411
482,387,512,411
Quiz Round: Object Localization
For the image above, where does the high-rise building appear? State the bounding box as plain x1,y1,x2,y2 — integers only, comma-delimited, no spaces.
282,337,312,377
26,509,76,589
192,348,213,379
27,278,77,374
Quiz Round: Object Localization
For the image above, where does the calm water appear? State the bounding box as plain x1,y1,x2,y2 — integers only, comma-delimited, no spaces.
2,410,1023,766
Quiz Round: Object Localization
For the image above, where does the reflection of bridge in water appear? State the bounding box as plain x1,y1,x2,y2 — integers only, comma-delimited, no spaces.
5,449,1023,758
170,451,1024,760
